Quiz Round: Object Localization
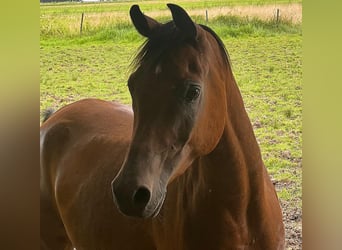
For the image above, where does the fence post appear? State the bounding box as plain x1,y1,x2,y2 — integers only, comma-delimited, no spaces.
276,9,280,23
80,12,84,34
205,9,208,23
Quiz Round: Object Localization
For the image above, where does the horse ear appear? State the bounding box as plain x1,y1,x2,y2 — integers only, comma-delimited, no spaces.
167,3,197,39
130,5,161,38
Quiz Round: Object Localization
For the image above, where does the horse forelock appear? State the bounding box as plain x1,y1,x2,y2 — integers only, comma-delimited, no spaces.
131,21,181,72
130,21,231,73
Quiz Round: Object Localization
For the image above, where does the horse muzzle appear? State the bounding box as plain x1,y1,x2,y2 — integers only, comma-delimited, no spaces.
111,178,166,218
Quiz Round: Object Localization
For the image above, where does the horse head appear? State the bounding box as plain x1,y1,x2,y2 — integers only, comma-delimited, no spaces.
112,4,230,218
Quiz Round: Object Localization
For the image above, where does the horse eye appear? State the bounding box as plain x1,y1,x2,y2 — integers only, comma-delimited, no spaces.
185,85,201,102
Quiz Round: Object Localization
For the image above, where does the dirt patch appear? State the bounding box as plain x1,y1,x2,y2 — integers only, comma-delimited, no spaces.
276,181,302,250
253,119,302,249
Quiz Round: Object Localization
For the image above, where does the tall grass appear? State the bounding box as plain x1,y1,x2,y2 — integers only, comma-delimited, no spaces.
211,15,301,38
41,0,301,45
41,14,301,47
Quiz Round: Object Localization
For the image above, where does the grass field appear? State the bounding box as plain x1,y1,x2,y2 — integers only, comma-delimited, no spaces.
40,1,302,248
40,0,301,39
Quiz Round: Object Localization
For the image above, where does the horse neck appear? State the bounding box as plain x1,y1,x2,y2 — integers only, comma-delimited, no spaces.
193,74,266,213
156,76,268,246
226,73,266,188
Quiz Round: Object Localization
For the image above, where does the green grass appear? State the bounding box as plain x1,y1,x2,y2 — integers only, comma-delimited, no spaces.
40,43,134,109
40,1,302,208
41,15,301,47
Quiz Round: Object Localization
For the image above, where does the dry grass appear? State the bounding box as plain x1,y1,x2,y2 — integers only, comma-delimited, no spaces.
149,3,302,23
83,12,128,28
41,3,302,37
83,3,302,24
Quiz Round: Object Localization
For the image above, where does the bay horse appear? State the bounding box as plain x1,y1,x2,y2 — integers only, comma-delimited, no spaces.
40,4,285,250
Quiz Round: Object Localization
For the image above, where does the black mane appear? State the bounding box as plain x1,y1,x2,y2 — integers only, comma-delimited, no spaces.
199,24,230,66
41,108,55,123
130,21,230,71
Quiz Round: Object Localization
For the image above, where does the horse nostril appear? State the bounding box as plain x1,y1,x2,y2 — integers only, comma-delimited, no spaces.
133,186,151,207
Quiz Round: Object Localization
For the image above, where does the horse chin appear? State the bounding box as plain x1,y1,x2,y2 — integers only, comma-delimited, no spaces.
143,191,166,218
